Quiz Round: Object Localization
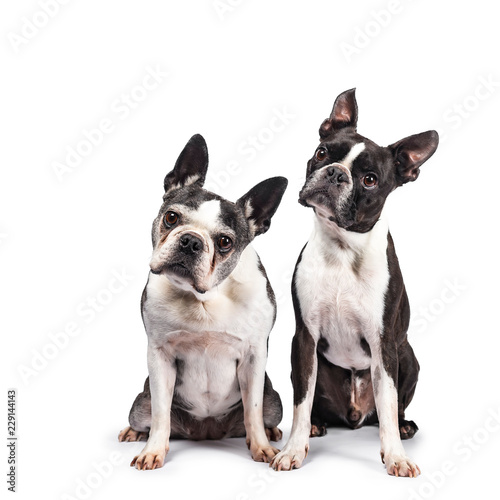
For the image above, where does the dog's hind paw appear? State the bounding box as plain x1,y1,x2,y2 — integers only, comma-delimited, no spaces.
310,424,327,437
265,427,283,442
118,426,149,442
399,420,418,440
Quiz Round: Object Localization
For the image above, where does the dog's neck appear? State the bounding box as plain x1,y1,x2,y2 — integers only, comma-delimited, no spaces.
312,209,388,260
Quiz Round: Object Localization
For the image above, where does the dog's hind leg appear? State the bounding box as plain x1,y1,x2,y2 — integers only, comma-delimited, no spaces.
263,373,283,442
222,373,283,442
118,377,151,442
397,341,420,440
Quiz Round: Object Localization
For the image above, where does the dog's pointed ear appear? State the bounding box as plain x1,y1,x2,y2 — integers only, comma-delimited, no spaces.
389,130,439,185
164,134,208,193
319,88,358,138
237,177,288,237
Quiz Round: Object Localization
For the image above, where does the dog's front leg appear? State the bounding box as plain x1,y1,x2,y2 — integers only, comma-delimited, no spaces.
371,341,420,478
237,344,279,463
271,324,318,471
131,344,176,470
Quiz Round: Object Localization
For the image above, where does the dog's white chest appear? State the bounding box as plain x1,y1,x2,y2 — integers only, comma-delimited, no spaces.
296,218,390,370
166,329,244,417
143,245,274,418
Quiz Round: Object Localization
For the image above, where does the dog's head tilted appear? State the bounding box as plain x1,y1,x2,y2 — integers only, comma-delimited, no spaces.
299,89,439,233
149,134,288,295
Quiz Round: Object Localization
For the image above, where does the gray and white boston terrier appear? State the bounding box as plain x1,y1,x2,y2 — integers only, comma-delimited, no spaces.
118,134,287,470
271,89,438,477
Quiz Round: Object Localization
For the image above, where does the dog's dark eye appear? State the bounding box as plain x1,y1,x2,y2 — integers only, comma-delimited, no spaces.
164,211,179,227
315,147,327,161
217,236,233,252
363,173,378,189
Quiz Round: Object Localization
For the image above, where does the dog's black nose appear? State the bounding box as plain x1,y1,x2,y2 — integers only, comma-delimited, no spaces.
327,166,349,185
179,234,203,255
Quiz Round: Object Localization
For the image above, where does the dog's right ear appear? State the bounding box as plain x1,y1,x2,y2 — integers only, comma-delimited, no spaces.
164,134,208,193
319,88,358,139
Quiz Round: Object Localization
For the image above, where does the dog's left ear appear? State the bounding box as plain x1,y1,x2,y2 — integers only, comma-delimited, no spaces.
320,88,358,138
237,177,288,237
164,134,209,193
389,130,439,185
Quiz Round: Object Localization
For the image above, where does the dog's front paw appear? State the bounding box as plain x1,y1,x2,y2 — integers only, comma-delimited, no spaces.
270,445,308,471
382,452,420,478
131,447,168,470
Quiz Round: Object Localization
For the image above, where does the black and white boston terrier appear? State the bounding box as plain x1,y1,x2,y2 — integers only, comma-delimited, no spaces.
271,89,438,477
118,134,288,470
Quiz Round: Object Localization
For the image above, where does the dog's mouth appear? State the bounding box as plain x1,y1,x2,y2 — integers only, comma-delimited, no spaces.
151,262,207,295
167,262,191,276
150,261,190,276
298,187,329,207
299,181,357,230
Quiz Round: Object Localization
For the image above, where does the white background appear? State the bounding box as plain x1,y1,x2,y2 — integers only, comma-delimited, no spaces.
1,1,499,499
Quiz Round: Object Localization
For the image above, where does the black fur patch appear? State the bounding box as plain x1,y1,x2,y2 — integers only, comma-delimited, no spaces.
381,232,408,382
360,337,371,357
257,256,277,327
317,336,330,355
290,245,317,406
140,281,148,322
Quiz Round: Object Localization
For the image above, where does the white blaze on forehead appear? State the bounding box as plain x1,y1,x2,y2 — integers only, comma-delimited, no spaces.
190,199,221,232
340,142,366,170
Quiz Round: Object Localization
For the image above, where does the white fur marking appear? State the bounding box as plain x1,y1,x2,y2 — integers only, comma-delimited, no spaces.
145,246,275,417
190,199,221,233
341,142,366,170
296,216,389,371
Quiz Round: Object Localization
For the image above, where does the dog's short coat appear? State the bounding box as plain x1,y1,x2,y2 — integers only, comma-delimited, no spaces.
119,134,287,470
270,89,438,477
